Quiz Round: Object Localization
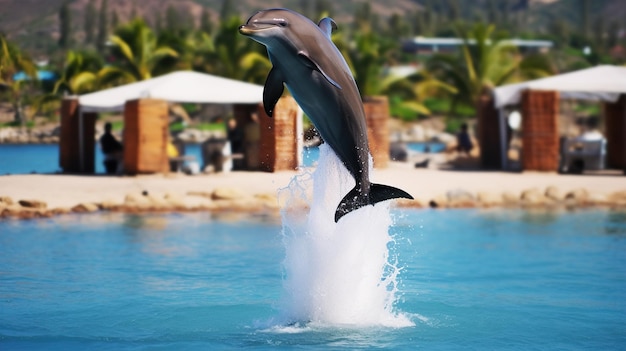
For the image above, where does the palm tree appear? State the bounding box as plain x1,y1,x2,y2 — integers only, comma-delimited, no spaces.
154,15,271,84
210,15,270,83
383,69,457,119
341,28,397,98
334,27,452,119
186,31,217,73
427,23,553,111
427,23,554,168
98,19,178,86
53,50,103,95
0,34,37,125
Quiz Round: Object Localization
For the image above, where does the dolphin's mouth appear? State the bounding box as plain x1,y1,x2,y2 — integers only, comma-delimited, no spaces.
239,20,287,35
238,24,269,35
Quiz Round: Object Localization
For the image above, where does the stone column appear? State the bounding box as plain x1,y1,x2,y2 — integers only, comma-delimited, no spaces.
258,96,299,172
123,98,169,174
603,94,626,173
521,90,560,172
363,96,390,168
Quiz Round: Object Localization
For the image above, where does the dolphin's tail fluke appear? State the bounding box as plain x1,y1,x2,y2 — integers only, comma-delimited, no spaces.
334,184,414,222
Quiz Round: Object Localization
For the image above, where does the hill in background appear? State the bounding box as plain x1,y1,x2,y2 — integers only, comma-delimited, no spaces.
1,0,625,58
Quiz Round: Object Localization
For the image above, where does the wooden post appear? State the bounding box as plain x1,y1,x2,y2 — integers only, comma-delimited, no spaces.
59,97,96,173
521,90,560,172
59,97,80,173
363,96,390,168
123,98,169,174
477,94,503,169
604,94,626,172
81,112,97,173
258,96,299,172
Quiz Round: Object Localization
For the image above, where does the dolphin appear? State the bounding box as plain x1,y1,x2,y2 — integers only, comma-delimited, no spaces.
239,8,413,222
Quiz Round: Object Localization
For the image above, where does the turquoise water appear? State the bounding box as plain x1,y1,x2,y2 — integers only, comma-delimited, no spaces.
0,144,325,174
0,144,66,175
1,209,625,350
0,142,443,174
0,144,302,174
0,143,181,175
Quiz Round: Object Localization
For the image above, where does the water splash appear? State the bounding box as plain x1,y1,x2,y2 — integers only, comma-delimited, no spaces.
277,144,413,328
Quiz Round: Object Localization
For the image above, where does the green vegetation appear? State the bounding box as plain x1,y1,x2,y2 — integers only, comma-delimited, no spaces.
99,19,179,85
110,120,124,132
0,120,35,128
0,33,38,125
424,98,475,117
574,102,601,116
53,51,103,94
169,121,186,133
194,122,227,133
0,0,624,130
427,23,554,114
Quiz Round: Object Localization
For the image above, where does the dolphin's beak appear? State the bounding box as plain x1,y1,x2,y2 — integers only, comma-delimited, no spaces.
239,25,253,36
239,21,279,36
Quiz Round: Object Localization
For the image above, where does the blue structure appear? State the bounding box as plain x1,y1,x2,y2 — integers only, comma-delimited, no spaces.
12,70,57,82
403,37,553,55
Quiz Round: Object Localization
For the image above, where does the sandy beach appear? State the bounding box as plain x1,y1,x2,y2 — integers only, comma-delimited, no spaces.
1,161,625,213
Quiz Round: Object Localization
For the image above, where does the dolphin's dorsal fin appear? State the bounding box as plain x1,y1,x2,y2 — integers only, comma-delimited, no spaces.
318,17,337,38
297,51,342,90
263,67,285,117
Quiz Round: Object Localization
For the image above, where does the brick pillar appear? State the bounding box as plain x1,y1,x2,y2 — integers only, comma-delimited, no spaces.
603,94,626,172
123,98,169,174
477,94,503,169
363,96,390,168
258,96,299,172
521,90,560,171
59,97,96,173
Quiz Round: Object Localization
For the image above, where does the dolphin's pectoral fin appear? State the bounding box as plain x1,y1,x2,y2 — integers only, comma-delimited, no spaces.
297,51,342,90
318,17,337,38
334,184,413,222
263,67,285,117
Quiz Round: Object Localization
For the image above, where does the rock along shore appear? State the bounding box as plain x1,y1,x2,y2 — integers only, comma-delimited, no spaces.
2,174,625,221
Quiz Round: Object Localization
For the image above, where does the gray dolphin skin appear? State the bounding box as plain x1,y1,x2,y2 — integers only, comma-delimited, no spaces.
239,8,413,222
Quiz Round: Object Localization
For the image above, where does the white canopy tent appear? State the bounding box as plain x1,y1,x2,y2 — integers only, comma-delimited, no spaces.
491,65,626,169
79,71,265,112
494,65,626,108
74,71,303,171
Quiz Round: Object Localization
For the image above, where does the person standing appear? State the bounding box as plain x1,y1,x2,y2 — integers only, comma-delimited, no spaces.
226,118,244,170
456,123,474,156
100,122,123,174
243,113,261,170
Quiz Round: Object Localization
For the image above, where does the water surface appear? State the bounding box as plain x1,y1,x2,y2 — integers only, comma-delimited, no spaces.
0,142,443,174
1,209,625,350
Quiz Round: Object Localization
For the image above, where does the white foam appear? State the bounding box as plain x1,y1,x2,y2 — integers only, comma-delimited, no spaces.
277,144,414,328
